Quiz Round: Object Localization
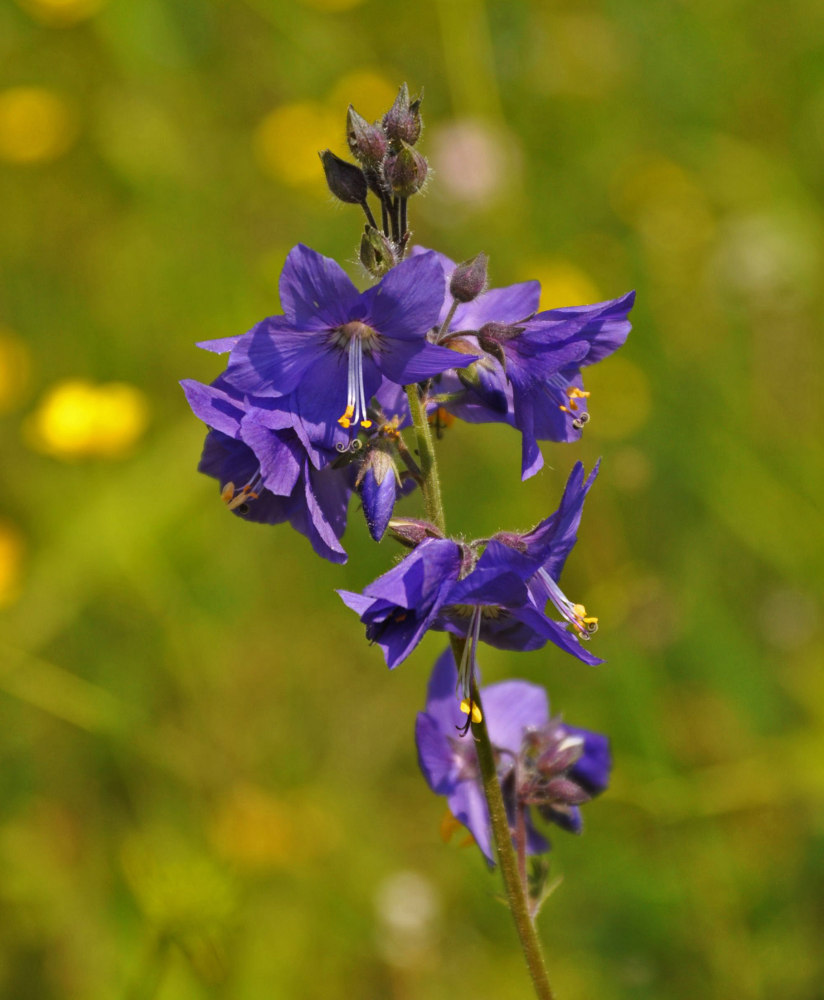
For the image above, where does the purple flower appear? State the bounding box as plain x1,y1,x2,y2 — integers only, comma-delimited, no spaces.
181,378,353,563
414,248,634,479
495,460,602,645
208,244,476,454
338,462,603,674
415,647,611,861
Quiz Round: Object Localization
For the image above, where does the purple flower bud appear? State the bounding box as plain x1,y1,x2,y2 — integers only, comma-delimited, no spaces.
346,105,388,168
450,253,488,303
319,149,367,205
360,225,397,278
386,143,428,197
387,517,444,548
383,82,423,147
544,777,591,806
477,320,524,347
358,448,398,542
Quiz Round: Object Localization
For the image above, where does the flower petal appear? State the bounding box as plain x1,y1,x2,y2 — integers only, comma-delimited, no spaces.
379,340,477,385
279,243,361,329
482,680,549,753
362,251,445,341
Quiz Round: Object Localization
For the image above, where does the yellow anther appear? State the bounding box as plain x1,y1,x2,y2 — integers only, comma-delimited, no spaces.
338,403,355,428
459,698,483,724
359,418,372,429
560,387,590,414
221,482,258,511
573,603,587,617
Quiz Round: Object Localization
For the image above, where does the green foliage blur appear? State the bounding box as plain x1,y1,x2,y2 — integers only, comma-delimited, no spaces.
1,0,822,996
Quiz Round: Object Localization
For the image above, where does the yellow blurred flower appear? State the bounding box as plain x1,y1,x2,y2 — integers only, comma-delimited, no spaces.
254,101,341,188
14,0,106,27
329,70,398,123
0,522,24,608
580,356,651,440
25,379,149,459
0,87,76,165
0,328,32,413
529,258,601,311
210,784,336,871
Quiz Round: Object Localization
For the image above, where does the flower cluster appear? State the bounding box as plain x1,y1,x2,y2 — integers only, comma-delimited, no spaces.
416,647,611,863
184,85,633,881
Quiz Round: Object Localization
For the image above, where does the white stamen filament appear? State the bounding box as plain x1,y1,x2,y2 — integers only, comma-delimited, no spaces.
457,605,483,700
339,334,373,430
538,568,598,638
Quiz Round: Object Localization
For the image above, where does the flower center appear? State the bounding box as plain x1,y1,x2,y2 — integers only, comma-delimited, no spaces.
334,321,378,430
537,568,599,638
221,473,263,514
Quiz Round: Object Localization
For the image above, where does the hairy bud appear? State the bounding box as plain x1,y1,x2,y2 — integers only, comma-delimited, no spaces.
387,517,444,548
360,225,398,278
386,142,428,197
346,105,388,168
383,83,423,147
450,253,488,303
319,149,367,205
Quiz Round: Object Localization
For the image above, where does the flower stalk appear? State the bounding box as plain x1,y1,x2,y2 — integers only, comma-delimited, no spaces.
407,383,555,1000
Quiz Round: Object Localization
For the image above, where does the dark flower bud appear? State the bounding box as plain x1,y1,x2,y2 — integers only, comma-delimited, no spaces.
319,149,367,205
360,225,397,278
450,253,488,303
386,142,428,197
383,83,423,147
346,105,388,168
387,517,444,548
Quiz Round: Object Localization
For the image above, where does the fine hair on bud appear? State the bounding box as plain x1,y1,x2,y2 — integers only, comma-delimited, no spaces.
383,82,423,148
360,225,397,277
346,105,388,168
450,253,489,303
386,142,428,197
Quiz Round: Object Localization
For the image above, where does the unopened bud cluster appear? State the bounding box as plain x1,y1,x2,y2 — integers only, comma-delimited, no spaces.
318,84,428,277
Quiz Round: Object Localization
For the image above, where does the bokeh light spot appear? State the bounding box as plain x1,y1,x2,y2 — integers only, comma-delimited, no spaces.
431,119,519,204
529,258,601,311
329,70,398,123
15,0,106,27
0,521,24,608
0,328,32,413
254,102,341,187
25,379,149,459
0,87,76,165
582,356,651,440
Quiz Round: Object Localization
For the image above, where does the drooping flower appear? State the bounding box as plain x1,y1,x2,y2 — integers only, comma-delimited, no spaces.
415,647,611,861
181,378,354,564
495,459,602,644
338,462,602,679
414,248,634,479
204,245,476,455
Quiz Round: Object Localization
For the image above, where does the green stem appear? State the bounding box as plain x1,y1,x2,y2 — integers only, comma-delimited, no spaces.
406,386,555,1000
404,385,445,534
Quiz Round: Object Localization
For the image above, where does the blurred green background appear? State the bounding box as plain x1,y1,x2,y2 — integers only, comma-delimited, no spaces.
1,0,822,996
